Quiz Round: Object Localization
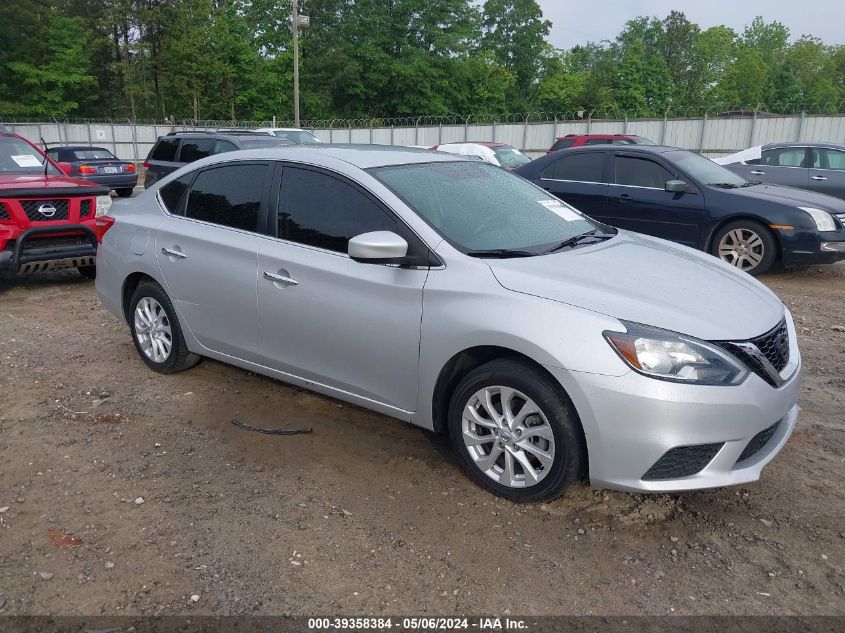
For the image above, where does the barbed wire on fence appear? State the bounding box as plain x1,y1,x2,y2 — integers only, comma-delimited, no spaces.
3,102,844,130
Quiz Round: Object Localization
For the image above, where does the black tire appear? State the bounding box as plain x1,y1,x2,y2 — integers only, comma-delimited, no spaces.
116,188,134,198
711,220,778,276
128,280,201,374
77,265,97,280
447,358,587,502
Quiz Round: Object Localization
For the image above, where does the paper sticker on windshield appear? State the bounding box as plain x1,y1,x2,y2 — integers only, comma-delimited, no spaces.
538,199,581,221
11,154,42,167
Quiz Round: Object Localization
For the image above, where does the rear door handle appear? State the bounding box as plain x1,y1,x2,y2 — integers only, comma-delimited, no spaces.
749,170,766,175
811,175,828,181
616,193,632,203
263,270,299,286
161,247,187,259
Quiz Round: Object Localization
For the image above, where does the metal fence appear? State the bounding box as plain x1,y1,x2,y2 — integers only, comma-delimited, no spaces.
5,111,845,163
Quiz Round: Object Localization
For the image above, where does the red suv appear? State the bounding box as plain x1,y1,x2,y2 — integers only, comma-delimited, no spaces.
547,134,655,153
0,124,114,279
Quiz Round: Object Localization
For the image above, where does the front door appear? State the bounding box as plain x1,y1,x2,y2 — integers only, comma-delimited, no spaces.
256,165,428,412
155,161,273,362
605,152,704,246
809,148,845,200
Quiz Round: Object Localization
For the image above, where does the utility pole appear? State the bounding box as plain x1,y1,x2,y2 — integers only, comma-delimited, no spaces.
291,1,310,127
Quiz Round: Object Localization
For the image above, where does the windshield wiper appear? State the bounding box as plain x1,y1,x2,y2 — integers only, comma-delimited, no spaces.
544,230,615,254
466,248,536,258
710,182,741,189
741,180,761,187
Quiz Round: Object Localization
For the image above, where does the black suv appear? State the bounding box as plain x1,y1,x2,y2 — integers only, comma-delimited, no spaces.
143,131,291,188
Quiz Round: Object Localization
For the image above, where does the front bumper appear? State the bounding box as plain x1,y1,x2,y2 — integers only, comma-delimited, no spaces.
77,174,138,190
0,225,98,277
779,228,845,265
546,322,802,493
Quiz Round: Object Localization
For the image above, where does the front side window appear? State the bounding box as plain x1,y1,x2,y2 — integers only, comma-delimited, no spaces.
184,163,268,232
213,140,238,154
0,137,58,175
150,138,179,161
614,156,673,188
541,153,606,182
370,161,600,252
278,167,400,252
761,147,807,167
178,138,215,163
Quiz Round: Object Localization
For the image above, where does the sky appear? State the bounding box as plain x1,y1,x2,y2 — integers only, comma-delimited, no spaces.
536,0,845,50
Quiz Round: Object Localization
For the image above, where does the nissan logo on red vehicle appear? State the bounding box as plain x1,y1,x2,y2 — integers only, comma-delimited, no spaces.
38,203,57,218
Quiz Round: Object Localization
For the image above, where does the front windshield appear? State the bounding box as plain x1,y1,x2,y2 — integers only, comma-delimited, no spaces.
667,149,747,187
272,130,321,144
0,137,59,175
370,161,602,253
493,147,531,168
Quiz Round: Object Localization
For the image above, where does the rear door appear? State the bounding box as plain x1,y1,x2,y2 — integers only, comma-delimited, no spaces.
809,147,845,200
606,152,704,246
255,164,428,412
144,137,180,187
537,151,610,219
155,161,273,362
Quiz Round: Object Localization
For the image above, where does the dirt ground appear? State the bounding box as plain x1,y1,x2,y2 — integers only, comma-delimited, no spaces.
0,263,843,617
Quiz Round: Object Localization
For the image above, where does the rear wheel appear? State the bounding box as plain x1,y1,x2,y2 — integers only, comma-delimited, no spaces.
447,359,586,502
711,220,777,276
77,265,96,280
129,281,200,374
116,188,134,198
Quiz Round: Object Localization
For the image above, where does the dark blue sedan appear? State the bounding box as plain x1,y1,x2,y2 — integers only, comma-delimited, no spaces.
47,146,138,197
514,145,845,275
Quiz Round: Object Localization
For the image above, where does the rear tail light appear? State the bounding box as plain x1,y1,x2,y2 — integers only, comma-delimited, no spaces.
95,215,115,242
142,162,150,170
126,163,136,173
78,164,97,174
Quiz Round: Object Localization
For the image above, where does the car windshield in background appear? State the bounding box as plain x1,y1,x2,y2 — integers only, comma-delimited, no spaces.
667,149,748,187
370,161,604,254
272,130,321,144
493,147,531,168
238,138,293,149
631,137,656,145
73,149,117,160
0,137,59,175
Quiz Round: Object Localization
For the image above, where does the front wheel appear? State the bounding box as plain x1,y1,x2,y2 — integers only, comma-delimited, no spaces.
129,281,201,374
711,220,777,276
448,359,586,502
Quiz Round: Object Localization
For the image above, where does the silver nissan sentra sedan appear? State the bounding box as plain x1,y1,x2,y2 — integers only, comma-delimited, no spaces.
95,145,801,502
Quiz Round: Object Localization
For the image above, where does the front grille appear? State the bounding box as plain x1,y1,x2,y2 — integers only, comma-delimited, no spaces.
834,212,845,228
642,443,724,480
0,202,9,220
716,318,789,387
20,199,69,221
736,422,780,464
79,199,92,218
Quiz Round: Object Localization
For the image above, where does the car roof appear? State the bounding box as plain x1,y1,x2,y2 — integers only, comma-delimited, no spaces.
553,144,681,154
53,145,113,152
762,142,845,151
254,127,312,132
173,144,468,171
557,134,640,139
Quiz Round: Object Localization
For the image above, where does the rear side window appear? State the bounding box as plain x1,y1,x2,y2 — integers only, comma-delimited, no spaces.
184,164,269,232
150,138,179,161
614,156,673,188
178,138,215,163
550,139,575,151
541,153,606,182
278,167,399,252
158,174,194,214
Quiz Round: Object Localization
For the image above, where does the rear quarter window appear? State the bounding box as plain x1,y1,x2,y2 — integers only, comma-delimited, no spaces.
158,174,194,214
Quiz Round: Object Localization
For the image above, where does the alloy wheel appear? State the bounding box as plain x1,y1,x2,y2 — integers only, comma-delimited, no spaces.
134,297,173,363
461,386,555,488
718,228,765,272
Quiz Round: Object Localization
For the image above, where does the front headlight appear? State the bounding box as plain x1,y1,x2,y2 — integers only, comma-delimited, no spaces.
95,195,112,218
799,207,837,232
604,321,749,385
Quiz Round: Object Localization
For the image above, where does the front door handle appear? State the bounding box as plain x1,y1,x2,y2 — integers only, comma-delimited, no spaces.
749,170,766,175
263,270,299,286
617,193,632,203
161,247,187,259
811,175,828,181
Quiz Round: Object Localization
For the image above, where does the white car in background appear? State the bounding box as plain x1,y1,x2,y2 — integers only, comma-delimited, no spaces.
433,142,531,170
254,127,323,144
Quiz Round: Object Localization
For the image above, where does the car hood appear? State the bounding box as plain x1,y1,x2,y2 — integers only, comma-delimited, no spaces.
716,182,845,213
486,231,784,341
0,173,98,190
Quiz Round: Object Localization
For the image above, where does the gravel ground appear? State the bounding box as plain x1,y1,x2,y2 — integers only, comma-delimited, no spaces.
0,264,843,616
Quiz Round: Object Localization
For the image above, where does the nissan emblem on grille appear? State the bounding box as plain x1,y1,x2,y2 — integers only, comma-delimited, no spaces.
38,203,57,218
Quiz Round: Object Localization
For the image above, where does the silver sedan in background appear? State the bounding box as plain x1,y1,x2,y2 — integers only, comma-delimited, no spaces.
96,146,801,501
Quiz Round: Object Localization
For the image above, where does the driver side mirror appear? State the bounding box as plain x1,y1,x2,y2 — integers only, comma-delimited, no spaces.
57,161,73,176
348,231,408,264
665,179,688,193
